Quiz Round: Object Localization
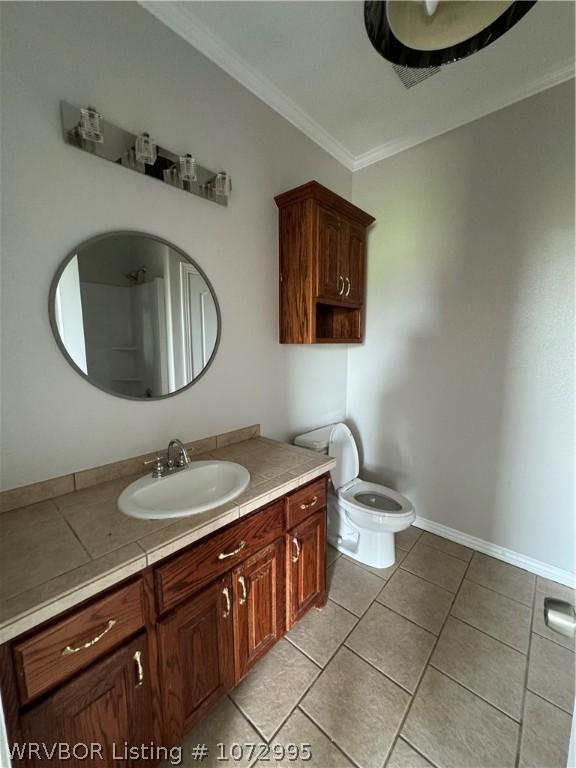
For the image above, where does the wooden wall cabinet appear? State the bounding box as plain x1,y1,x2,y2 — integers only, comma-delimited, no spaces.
275,181,375,344
2,477,328,767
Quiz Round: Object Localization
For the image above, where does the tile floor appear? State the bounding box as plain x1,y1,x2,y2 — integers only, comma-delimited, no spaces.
167,527,575,768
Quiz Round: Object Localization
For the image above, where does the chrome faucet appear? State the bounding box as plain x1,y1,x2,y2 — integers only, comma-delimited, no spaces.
143,438,191,479
168,438,191,469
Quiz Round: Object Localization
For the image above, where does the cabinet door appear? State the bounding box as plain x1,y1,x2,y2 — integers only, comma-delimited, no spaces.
233,540,284,680
343,222,366,304
316,206,343,300
286,511,326,629
20,634,153,768
157,575,235,745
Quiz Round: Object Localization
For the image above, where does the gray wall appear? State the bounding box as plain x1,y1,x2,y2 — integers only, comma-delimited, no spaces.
349,82,575,572
0,1,351,489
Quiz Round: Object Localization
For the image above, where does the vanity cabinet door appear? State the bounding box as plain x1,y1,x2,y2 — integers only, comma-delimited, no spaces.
286,511,326,629
157,575,235,746
20,634,153,768
233,540,285,681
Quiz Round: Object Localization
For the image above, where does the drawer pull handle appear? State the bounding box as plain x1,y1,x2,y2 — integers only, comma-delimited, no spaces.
292,537,301,563
337,275,345,296
218,540,246,560
133,650,144,687
238,576,247,606
61,619,117,656
345,277,351,297
222,587,231,618
299,495,318,511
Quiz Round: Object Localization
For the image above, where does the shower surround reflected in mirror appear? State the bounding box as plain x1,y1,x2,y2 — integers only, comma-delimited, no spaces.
50,232,221,399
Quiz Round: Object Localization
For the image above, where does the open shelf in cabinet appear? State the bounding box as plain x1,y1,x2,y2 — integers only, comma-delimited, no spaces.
315,302,363,344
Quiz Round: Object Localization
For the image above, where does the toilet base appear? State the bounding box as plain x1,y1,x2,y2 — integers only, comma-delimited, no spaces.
328,528,396,569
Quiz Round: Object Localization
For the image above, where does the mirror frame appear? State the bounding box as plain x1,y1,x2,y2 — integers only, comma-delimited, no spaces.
48,230,222,401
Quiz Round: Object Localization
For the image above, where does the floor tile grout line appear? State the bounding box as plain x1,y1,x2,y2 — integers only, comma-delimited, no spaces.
392,736,443,768
283,569,414,768
442,612,531,656
424,658,523,727
341,642,422,697
524,683,576,717
389,549,476,766
515,584,539,767
399,557,540,612
531,624,576,653
406,539,474,567
396,561,462,596
294,705,364,768
459,573,536,609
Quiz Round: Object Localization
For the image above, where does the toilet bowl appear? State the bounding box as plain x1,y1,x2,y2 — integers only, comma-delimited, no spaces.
294,423,415,569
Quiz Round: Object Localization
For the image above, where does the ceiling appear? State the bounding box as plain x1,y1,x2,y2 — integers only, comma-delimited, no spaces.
144,1,575,171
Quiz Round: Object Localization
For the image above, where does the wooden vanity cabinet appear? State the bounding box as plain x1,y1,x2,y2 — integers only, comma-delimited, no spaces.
157,575,235,746
1,477,328,766
233,538,285,679
20,634,154,768
275,180,375,344
286,511,326,629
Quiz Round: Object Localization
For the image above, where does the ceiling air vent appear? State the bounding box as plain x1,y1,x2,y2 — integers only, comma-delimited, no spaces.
392,63,441,89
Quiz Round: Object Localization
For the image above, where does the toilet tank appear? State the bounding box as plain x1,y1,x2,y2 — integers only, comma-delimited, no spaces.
293,425,333,454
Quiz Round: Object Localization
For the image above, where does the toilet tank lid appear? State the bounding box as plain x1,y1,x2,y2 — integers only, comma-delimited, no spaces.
294,423,359,490
294,424,334,452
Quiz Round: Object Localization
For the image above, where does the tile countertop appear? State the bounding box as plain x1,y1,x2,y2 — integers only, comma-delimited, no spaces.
0,437,335,644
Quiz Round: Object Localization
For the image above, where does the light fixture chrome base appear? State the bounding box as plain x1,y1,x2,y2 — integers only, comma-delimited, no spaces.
60,101,229,207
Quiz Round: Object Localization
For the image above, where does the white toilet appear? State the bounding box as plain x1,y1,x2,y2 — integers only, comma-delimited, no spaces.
294,423,415,569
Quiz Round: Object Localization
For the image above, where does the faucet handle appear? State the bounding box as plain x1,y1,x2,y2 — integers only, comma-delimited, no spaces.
143,454,163,466
143,455,165,478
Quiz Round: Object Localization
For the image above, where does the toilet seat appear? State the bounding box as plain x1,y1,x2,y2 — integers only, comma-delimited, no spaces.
338,479,414,527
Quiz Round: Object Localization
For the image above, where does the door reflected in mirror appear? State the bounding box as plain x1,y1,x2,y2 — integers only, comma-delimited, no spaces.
50,232,220,399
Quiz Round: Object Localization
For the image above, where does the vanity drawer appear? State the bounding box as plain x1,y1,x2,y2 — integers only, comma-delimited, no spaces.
156,499,285,613
13,579,145,704
286,477,327,529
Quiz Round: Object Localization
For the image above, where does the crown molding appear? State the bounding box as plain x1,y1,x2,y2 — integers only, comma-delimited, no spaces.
142,2,574,174
352,62,575,171
141,1,356,171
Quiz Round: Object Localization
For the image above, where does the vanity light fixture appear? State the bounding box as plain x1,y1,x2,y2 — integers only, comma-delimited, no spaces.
135,132,157,165
178,154,197,183
61,101,230,206
78,106,104,143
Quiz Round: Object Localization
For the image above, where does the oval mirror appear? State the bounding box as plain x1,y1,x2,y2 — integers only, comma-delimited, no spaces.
49,232,221,399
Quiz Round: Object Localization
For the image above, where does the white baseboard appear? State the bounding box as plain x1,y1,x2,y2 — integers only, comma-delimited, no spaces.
413,516,576,589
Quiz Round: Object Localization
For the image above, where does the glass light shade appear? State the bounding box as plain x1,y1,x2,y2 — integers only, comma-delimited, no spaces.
214,171,232,197
135,133,157,165
178,154,197,183
79,106,104,143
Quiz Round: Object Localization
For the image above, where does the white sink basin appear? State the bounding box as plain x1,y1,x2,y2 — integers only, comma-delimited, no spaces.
117,461,250,520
